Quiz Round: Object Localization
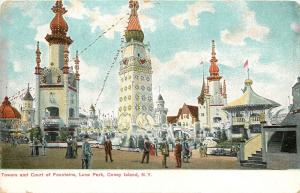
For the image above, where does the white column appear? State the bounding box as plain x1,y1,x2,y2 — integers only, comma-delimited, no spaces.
34,75,40,127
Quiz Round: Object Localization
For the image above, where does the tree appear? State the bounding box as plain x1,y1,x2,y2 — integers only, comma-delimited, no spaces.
59,127,69,142
221,129,228,141
29,127,42,141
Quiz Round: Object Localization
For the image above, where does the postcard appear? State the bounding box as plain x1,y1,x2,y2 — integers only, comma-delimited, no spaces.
0,0,300,192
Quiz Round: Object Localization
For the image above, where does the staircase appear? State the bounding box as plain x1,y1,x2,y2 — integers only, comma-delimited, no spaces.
240,149,267,169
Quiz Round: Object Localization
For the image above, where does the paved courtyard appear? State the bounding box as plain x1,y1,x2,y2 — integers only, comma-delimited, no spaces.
1,144,240,169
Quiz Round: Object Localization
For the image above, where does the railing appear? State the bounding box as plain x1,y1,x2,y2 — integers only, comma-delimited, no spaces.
232,117,245,125
68,118,80,126
43,116,62,125
240,133,262,161
250,116,260,123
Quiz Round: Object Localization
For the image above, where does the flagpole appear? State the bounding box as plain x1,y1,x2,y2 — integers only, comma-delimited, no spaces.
247,68,250,79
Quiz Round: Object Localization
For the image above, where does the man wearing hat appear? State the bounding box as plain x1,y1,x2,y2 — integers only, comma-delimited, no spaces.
141,136,150,164
82,135,93,169
160,137,169,168
174,138,182,168
104,136,113,162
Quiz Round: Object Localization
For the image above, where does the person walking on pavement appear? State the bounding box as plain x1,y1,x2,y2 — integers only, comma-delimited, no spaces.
174,138,182,168
82,135,93,169
160,137,169,168
104,136,113,162
141,136,150,164
41,137,47,156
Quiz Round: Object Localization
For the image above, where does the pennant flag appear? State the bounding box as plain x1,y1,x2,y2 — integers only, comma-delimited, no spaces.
243,59,249,68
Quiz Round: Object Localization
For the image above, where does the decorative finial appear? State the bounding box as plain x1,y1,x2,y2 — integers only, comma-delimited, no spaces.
223,80,227,98
129,0,139,16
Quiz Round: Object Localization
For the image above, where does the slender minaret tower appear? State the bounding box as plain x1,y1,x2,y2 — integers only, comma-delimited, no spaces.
22,83,34,128
34,41,41,127
75,50,80,118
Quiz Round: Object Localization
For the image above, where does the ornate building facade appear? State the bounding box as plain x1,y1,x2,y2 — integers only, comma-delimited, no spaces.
118,0,154,134
34,0,80,141
197,40,228,133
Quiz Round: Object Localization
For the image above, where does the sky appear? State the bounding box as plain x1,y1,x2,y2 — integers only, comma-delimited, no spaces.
0,0,299,116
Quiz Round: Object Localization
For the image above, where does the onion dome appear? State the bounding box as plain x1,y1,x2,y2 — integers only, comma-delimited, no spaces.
45,0,73,45
125,0,144,42
208,40,222,81
0,97,21,119
23,84,33,101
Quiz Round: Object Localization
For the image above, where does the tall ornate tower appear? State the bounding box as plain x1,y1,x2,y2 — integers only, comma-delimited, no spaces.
118,0,154,134
34,0,80,141
154,94,168,126
21,84,34,129
198,40,228,132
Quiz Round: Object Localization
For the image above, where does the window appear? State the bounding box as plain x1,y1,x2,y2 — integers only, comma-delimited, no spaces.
201,113,205,116
146,77,150,81
147,86,151,91
128,95,131,100
69,108,74,118
46,107,59,117
119,97,123,102
128,85,131,90
141,86,145,90
128,105,132,110
142,95,146,101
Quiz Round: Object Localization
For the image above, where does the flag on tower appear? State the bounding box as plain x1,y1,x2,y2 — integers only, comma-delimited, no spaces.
243,59,249,68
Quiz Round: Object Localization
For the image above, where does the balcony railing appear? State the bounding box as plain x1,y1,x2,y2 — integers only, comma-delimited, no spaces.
68,117,80,126
232,117,245,125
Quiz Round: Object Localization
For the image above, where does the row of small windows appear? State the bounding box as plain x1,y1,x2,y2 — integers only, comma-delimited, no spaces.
120,95,152,102
119,105,154,112
121,75,151,82
120,85,151,92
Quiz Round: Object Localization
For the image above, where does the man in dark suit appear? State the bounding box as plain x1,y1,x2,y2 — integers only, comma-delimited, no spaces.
174,138,182,168
141,136,150,164
104,136,113,162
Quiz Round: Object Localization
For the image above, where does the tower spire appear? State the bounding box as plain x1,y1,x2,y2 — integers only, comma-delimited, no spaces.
45,0,72,45
125,0,144,42
35,41,41,75
208,40,221,81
